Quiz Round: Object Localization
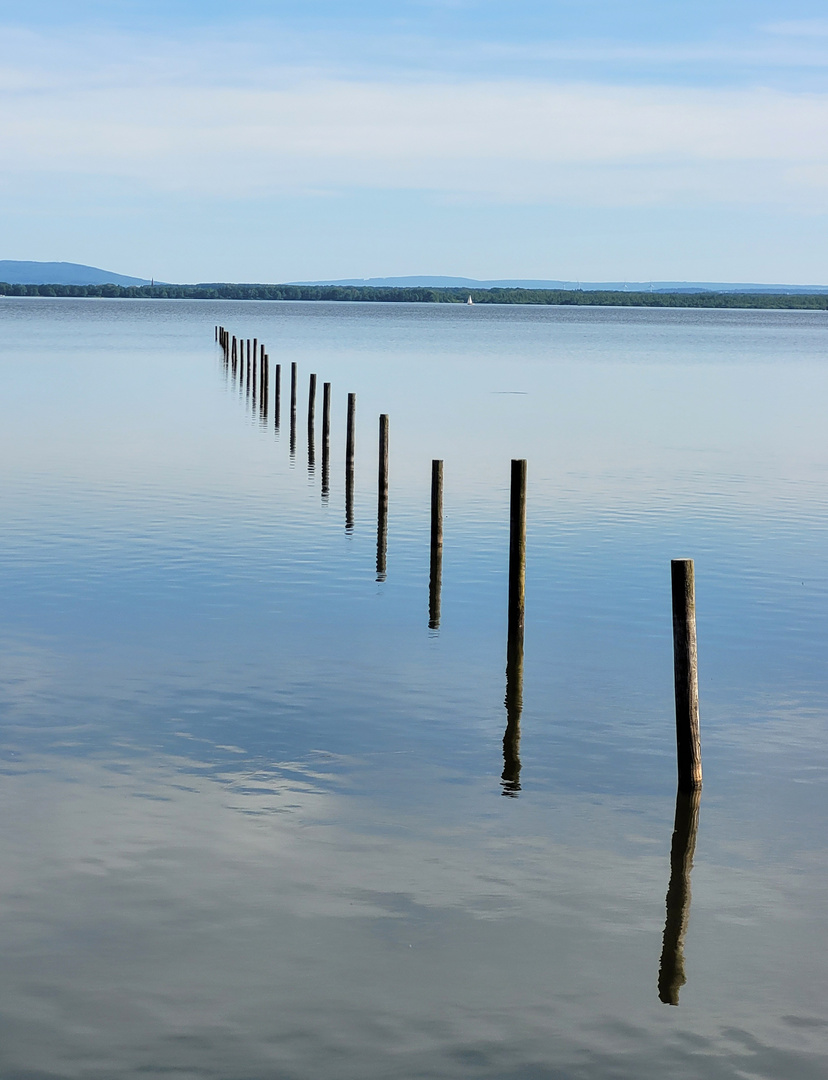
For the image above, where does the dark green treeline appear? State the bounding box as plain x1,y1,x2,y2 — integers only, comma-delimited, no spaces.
2,281,827,309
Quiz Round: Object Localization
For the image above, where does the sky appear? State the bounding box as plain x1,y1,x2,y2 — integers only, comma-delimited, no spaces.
1,1,827,284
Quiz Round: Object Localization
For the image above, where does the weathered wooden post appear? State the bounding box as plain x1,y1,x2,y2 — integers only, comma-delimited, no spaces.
671,559,702,791
274,363,281,430
307,373,317,474
429,460,443,629
290,362,298,458
322,381,331,500
376,414,389,580
261,354,269,421
252,351,257,409
260,344,266,415
508,460,527,658
308,373,317,427
658,788,701,1005
502,459,527,796
345,393,356,531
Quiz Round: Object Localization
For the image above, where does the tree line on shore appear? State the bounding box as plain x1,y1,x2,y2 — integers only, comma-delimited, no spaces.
1,281,826,309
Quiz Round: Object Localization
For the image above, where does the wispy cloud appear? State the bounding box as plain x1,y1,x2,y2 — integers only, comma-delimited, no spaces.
763,19,828,38
1,66,826,210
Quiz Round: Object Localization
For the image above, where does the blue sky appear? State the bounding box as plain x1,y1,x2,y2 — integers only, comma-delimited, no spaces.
1,1,827,283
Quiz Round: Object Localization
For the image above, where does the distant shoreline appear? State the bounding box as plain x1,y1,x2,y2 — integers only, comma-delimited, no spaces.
2,282,827,310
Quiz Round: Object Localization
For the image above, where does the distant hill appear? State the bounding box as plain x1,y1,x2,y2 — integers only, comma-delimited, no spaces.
0,261,151,286
291,275,828,295
4,264,825,295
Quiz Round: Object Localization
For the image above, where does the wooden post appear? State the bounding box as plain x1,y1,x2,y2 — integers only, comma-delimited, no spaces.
274,363,281,430
252,351,257,409
376,414,389,580
508,460,527,657
308,373,317,427
322,381,331,500
345,393,356,531
307,374,317,474
260,344,266,413
289,362,297,458
215,325,218,341
429,460,443,629
658,788,701,1005
502,459,526,795
246,343,251,397
671,559,702,791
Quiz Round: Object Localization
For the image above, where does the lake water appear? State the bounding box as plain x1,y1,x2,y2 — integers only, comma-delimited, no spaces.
0,297,827,1079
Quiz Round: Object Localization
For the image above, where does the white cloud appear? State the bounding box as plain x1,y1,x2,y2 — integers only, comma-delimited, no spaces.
763,19,828,38
1,75,827,210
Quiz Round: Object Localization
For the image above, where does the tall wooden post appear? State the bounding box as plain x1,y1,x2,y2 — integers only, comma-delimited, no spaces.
429,460,443,629
322,382,331,500
376,414,389,580
345,393,356,532
671,559,702,791
307,374,317,474
274,363,281,430
308,373,317,427
502,459,526,795
290,362,298,458
508,460,527,658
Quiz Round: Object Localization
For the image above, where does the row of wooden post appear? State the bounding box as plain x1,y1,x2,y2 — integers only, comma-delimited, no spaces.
217,323,700,1004
217,323,702,801
219,324,700,786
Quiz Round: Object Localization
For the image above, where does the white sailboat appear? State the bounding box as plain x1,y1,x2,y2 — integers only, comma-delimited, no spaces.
466,295,473,305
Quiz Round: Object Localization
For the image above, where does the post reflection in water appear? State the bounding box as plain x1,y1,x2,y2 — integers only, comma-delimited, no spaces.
428,459,443,629
308,423,315,476
321,381,331,501
658,788,701,1005
290,362,298,461
501,632,523,796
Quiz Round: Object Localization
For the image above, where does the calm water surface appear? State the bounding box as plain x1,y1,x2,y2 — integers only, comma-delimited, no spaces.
0,298,826,1078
